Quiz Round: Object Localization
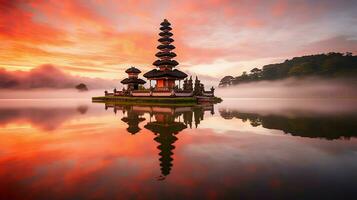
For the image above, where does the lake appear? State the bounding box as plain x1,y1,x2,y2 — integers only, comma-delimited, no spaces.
0,98,356,199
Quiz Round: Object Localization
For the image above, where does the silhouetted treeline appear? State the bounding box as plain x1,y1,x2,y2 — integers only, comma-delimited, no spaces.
219,52,357,87
219,109,357,140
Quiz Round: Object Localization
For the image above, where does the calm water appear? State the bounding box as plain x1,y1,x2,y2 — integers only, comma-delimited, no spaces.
0,98,357,199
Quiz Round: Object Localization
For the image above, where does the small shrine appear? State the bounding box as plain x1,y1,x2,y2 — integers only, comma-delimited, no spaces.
120,67,146,90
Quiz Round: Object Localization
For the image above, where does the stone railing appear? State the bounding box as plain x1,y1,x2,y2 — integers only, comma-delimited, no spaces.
104,92,114,96
105,89,195,97
104,89,124,96
175,91,194,97
131,90,151,97
202,91,214,97
154,87,170,92
152,90,173,97
114,91,124,96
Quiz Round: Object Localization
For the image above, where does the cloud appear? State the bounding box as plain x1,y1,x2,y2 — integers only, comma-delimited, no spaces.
0,0,69,45
298,36,357,55
0,64,116,89
0,0,356,79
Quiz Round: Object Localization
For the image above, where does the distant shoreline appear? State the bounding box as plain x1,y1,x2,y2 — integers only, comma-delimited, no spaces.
219,52,357,87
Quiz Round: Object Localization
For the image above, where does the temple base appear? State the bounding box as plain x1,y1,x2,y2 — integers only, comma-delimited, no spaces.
92,96,222,106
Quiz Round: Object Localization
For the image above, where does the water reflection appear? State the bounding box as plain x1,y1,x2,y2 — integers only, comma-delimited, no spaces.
0,104,89,131
1,99,357,199
101,101,357,181
104,103,214,179
219,108,357,140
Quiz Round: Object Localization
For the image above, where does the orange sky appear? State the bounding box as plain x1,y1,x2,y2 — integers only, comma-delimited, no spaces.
0,0,356,84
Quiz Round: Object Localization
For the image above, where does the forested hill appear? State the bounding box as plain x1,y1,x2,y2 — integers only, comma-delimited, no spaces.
219,52,357,87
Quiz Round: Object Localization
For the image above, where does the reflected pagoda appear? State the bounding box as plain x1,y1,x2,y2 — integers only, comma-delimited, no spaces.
103,103,214,179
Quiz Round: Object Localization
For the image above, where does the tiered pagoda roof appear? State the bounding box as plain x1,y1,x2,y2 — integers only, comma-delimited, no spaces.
144,69,187,79
145,121,186,178
144,19,187,80
121,78,146,84
121,67,146,84
125,67,141,74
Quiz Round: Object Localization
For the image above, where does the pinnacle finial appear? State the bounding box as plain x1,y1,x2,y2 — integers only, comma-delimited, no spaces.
161,19,171,26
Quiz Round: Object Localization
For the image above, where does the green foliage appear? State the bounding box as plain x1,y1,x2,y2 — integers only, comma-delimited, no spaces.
219,52,357,86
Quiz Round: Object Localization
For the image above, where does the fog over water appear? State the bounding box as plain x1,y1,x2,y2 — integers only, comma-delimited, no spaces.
216,77,357,98
1,77,356,116
0,80,357,199
0,65,117,90
0,89,105,99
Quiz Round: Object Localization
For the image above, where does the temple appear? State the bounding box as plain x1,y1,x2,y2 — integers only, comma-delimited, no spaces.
143,19,187,91
97,19,220,104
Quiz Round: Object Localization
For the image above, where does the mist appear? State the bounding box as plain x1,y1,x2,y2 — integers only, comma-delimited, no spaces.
0,64,116,90
0,89,106,99
216,77,357,98
215,77,357,117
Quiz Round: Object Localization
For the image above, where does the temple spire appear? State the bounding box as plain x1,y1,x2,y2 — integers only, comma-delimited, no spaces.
153,19,178,70
143,19,187,90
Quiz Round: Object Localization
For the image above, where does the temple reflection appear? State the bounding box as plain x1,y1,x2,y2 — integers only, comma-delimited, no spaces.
219,108,357,140
104,103,214,179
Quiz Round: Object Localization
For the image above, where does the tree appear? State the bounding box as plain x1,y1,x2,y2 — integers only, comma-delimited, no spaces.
219,52,357,87
288,62,315,76
250,67,262,80
75,83,88,92
345,52,353,56
219,76,234,87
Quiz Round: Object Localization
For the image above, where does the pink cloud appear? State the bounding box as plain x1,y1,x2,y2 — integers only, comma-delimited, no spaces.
0,0,356,79
0,64,116,89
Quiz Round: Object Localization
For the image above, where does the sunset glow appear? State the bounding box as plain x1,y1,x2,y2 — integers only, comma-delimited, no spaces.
1,0,356,84
1,1,357,198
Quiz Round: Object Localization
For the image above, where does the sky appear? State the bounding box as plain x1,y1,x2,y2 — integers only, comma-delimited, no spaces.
0,0,357,87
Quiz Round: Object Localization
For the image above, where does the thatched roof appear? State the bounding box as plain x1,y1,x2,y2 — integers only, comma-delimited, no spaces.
159,32,173,37
158,37,174,43
155,52,177,58
144,122,186,134
160,19,171,26
160,26,172,31
153,59,179,67
125,67,141,74
143,69,187,79
157,44,175,50
121,116,145,134
121,78,146,84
